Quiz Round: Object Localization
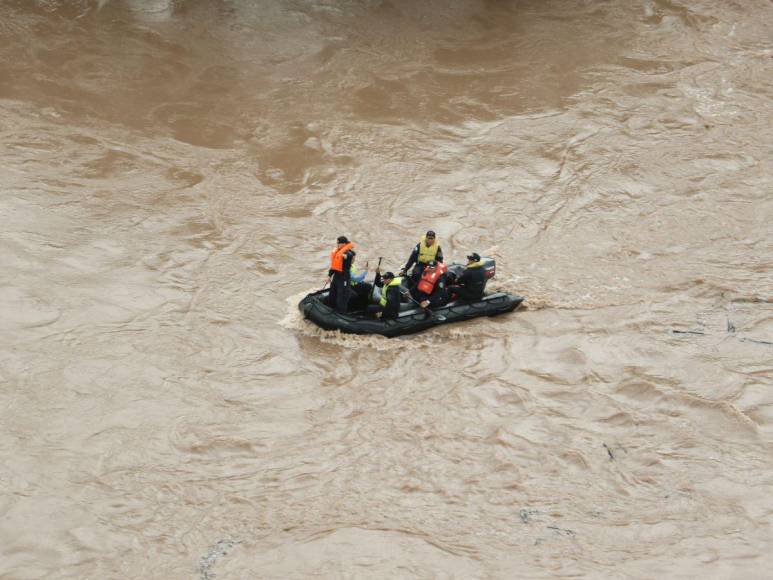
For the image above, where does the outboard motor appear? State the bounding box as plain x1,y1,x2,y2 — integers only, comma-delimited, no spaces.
481,257,496,291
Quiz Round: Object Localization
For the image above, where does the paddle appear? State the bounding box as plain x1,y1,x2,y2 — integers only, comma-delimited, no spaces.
402,290,435,319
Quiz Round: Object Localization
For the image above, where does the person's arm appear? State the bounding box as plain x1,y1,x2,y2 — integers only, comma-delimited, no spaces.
436,246,444,263
343,251,355,272
401,245,419,274
374,272,384,288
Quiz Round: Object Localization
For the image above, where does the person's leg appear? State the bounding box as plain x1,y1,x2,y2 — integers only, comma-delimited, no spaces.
429,289,449,308
410,263,425,287
454,286,479,302
448,285,475,302
334,277,350,313
330,275,345,313
366,304,384,318
327,278,338,307
348,283,372,311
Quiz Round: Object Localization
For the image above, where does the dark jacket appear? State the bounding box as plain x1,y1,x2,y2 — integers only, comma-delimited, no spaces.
452,263,486,300
374,273,403,319
403,243,444,272
413,273,450,307
328,249,355,279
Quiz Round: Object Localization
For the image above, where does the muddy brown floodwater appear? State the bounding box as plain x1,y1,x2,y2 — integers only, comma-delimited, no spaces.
1,0,772,578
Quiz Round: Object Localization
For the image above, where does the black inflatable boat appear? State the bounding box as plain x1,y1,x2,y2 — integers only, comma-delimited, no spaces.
298,258,524,338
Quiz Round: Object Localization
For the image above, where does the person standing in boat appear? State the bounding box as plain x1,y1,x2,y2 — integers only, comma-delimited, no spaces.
399,230,443,286
367,269,403,319
448,252,486,302
327,235,356,313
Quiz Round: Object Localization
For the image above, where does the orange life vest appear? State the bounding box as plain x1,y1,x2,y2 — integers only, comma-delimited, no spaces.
329,242,355,272
417,262,448,294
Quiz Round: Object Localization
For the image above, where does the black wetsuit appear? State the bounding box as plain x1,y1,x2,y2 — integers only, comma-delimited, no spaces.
449,264,485,302
327,249,355,313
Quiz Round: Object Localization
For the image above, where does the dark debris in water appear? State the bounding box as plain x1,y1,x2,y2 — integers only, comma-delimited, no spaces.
519,507,539,524
534,525,577,545
740,337,773,346
547,525,576,537
669,320,772,347
670,329,705,336
199,539,240,580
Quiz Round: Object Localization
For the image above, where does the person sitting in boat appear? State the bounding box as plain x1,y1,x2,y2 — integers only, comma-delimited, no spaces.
367,270,403,319
448,252,486,302
399,230,443,286
347,259,373,311
411,260,450,309
327,235,355,313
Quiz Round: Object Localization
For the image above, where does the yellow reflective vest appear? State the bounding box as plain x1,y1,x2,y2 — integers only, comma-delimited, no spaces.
417,235,439,264
379,276,403,307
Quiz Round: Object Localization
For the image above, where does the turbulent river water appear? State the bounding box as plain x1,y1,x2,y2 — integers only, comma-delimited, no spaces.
1,0,772,578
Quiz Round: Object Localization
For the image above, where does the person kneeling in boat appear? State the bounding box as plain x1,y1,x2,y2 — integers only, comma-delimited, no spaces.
367,270,403,319
448,252,486,302
411,260,450,309
399,230,443,287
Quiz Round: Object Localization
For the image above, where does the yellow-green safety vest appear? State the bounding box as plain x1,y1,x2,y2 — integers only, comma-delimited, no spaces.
417,235,439,264
379,276,403,307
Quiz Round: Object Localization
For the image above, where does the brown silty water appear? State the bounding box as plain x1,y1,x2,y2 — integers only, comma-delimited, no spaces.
1,0,772,578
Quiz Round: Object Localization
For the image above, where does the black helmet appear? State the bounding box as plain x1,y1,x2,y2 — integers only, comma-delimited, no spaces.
467,252,480,262
426,230,436,238
337,235,349,244
382,271,395,280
